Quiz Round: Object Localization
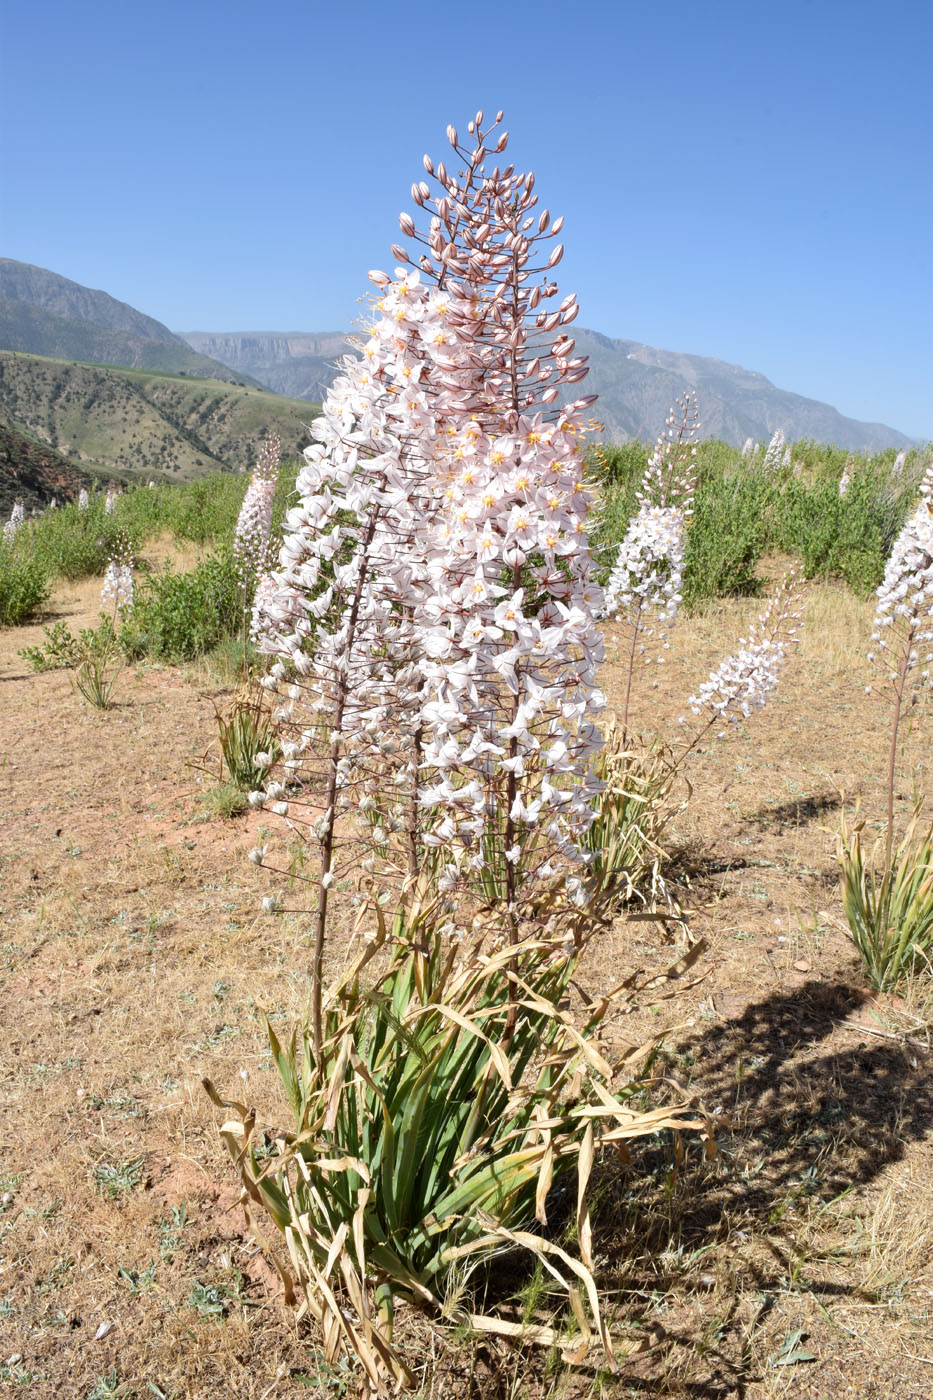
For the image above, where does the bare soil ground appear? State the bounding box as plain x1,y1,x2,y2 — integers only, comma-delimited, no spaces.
1,565,932,1399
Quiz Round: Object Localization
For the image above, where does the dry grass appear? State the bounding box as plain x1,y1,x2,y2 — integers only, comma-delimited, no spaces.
1,566,932,1398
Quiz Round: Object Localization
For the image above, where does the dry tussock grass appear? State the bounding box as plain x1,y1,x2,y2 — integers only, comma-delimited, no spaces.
1,563,932,1398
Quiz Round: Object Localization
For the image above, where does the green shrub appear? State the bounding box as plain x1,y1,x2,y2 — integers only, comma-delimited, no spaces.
121,551,241,660
165,473,248,546
0,543,51,625
19,620,84,670
682,467,771,607
31,502,142,581
773,468,907,596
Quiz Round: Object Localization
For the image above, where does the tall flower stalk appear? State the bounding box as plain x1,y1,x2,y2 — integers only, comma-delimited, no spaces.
602,394,698,735
233,433,280,664
254,112,607,1052
867,487,933,867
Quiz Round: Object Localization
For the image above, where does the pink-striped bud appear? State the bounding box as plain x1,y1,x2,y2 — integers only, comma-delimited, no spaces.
560,293,576,311
368,270,391,286
391,244,410,263
399,212,416,236
547,244,564,267
542,386,559,403
496,132,509,151
495,109,504,122
411,183,425,205
538,209,550,233
419,181,430,199
551,215,564,235
475,109,483,126
423,154,434,174
437,161,447,184
447,125,458,147
561,303,579,324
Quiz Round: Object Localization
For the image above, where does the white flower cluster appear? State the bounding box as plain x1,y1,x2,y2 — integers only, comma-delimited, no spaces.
603,396,698,626
870,498,933,685
603,504,687,621
254,113,606,899
891,450,907,480
3,499,24,546
688,573,804,723
234,434,280,595
78,489,89,511
838,459,853,498
101,558,134,612
104,483,121,515
762,428,786,473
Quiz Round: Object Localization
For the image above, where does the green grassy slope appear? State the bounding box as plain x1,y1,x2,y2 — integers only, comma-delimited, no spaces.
0,351,318,480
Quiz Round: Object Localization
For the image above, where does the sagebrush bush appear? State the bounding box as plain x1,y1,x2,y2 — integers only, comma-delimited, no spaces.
121,551,241,660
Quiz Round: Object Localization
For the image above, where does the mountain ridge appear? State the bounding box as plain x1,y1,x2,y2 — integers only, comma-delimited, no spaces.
0,259,261,385
182,326,916,453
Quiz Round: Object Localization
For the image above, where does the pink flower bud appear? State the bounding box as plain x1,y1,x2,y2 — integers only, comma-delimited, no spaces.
368,270,391,286
475,109,483,126
495,109,504,122
551,215,564,234
561,304,579,324
411,182,425,205
423,154,434,174
547,243,564,267
447,124,458,147
542,387,559,403
496,131,509,151
437,161,447,184
391,244,411,263
399,212,416,236
538,209,550,233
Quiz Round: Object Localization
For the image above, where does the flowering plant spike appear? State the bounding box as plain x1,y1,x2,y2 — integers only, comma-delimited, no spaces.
253,113,607,1049
602,393,698,731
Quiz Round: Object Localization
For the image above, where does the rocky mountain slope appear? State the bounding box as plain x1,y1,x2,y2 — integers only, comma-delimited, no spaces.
0,260,259,384
0,422,97,515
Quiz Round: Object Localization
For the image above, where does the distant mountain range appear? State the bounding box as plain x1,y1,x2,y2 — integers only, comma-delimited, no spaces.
0,259,918,493
0,259,261,385
183,328,916,453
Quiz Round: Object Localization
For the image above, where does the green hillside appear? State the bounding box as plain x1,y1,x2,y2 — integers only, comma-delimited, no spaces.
0,350,317,481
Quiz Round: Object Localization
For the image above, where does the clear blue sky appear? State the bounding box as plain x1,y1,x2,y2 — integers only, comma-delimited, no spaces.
2,0,930,438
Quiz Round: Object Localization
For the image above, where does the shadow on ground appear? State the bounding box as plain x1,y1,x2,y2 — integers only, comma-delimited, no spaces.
589,976,932,1397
